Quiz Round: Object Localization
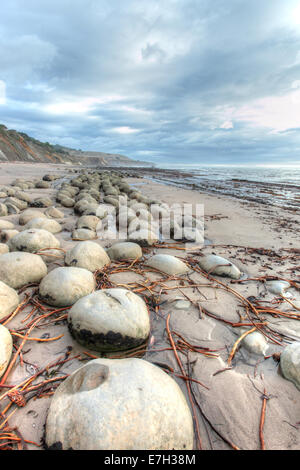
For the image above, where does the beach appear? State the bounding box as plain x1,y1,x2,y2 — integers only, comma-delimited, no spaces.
0,162,300,450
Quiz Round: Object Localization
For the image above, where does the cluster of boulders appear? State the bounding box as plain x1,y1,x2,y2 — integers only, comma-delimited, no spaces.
0,168,299,450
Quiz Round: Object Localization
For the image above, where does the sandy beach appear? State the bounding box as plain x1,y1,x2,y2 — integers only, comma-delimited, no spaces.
0,162,300,451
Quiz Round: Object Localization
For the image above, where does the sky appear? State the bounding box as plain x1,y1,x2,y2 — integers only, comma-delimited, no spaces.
1,0,300,165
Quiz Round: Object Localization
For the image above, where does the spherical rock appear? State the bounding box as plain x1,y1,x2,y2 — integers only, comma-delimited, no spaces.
44,207,64,219
0,252,47,289
23,217,62,234
128,229,159,247
106,242,142,261
76,215,100,232
68,288,150,352
39,267,95,307
0,325,13,378
45,358,194,450
72,228,96,240
8,229,60,259
198,254,241,279
280,342,300,390
145,254,189,275
19,209,46,226
0,281,19,321
65,241,110,272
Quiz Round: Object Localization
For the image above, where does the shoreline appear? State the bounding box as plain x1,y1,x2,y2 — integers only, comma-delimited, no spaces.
0,162,299,450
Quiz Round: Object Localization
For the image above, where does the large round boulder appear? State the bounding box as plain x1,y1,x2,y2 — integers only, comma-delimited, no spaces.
68,288,150,352
0,252,47,289
72,228,96,240
65,241,110,272
0,281,19,321
106,242,142,261
19,209,46,226
23,217,62,234
39,267,95,307
280,342,300,390
145,254,190,275
8,229,60,261
198,254,241,279
45,358,194,450
0,325,12,378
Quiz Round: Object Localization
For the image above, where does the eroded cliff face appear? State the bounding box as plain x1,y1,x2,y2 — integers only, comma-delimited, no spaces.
0,124,148,166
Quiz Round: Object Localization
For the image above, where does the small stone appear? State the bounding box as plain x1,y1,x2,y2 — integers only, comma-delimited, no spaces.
106,242,142,261
267,281,291,296
145,254,189,275
280,342,300,390
0,325,13,378
68,288,150,352
23,217,62,234
45,358,194,450
39,267,95,307
65,241,110,272
76,215,100,232
8,229,60,258
0,252,47,289
238,328,268,356
198,254,241,279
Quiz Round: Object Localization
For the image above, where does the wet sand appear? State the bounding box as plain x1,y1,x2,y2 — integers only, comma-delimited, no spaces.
0,162,300,450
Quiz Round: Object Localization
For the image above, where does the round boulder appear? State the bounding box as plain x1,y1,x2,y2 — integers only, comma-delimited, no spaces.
198,254,241,279
280,342,300,390
65,241,110,272
0,252,47,289
23,217,62,234
0,325,13,378
45,358,194,450
68,288,150,352
39,267,95,307
8,229,60,261
106,242,142,261
0,281,19,321
145,254,189,275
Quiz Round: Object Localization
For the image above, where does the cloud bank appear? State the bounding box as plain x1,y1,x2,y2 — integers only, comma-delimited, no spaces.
1,0,300,164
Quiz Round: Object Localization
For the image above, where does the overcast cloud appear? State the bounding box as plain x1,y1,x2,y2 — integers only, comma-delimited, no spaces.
1,0,300,165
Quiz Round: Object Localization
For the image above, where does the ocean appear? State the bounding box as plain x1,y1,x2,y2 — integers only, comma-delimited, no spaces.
149,164,300,210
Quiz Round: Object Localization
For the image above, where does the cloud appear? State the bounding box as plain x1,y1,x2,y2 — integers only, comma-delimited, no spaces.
0,81,6,105
1,0,300,164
